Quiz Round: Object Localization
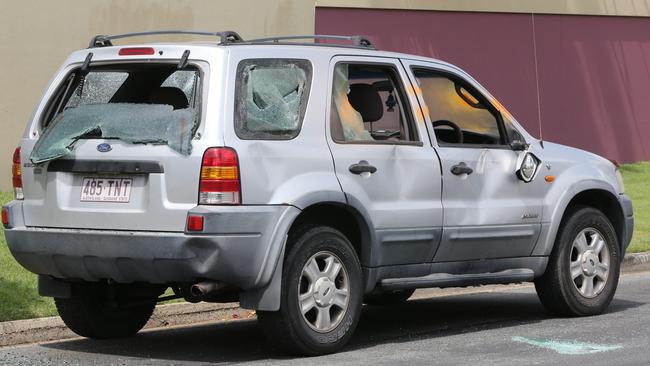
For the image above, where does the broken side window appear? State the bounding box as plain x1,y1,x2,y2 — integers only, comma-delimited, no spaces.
234,59,312,140
31,64,202,163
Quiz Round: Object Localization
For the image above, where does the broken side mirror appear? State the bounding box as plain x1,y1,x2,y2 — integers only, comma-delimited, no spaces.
510,140,529,151
516,152,541,183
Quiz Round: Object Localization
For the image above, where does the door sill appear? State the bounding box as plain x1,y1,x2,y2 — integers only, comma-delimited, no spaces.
379,269,534,290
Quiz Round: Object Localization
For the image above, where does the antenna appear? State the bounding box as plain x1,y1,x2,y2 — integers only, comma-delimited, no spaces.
531,13,544,148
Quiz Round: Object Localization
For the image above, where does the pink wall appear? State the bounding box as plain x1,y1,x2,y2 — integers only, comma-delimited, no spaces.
315,7,650,162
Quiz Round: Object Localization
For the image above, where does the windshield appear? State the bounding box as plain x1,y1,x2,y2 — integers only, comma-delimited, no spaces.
31,64,201,163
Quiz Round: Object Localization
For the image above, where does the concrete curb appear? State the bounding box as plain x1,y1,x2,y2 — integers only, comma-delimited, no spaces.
1,251,648,348
0,302,254,348
621,251,650,273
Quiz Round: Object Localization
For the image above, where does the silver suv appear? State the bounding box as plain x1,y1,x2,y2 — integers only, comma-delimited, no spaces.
2,31,634,355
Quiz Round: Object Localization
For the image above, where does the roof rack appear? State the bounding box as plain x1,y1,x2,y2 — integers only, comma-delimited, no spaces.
245,35,375,49
88,30,243,48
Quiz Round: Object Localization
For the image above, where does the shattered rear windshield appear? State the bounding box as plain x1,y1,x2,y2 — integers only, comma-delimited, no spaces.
31,64,201,163
234,59,312,140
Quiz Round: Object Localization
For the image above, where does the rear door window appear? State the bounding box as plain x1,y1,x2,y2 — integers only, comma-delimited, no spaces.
330,63,418,143
31,64,202,163
234,59,312,140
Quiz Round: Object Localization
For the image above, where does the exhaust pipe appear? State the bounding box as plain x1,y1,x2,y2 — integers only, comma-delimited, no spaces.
185,280,225,302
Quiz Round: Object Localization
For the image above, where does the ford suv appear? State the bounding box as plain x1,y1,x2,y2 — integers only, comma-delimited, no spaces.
1,31,634,355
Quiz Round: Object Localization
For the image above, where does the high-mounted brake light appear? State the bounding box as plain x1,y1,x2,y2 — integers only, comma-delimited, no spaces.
118,47,156,56
199,147,241,205
12,147,23,200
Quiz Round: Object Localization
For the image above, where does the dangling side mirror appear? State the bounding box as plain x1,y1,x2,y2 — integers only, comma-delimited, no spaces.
510,140,529,151
516,152,541,183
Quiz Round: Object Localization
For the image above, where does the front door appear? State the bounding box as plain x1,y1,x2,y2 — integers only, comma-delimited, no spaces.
403,60,544,262
326,56,443,267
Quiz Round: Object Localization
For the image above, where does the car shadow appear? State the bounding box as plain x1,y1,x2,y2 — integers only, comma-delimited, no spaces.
42,291,644,364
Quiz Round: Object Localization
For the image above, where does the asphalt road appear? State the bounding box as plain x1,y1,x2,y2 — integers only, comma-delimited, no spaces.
1,271,649,365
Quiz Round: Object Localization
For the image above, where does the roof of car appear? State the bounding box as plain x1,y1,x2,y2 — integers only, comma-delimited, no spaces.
89,41,449,66
84,30,449,65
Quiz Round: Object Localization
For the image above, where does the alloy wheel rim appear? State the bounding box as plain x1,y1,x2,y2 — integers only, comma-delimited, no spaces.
298,251,350,333
569,228,610,298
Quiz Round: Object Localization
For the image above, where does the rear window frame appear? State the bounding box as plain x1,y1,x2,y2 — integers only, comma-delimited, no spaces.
38,61,206,134
233,58,313,141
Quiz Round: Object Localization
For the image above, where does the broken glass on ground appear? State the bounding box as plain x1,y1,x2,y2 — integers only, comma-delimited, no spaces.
30,103,197,163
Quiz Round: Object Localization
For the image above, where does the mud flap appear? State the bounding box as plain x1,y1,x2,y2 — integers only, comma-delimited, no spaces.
38,275,71,298
239,244,285,311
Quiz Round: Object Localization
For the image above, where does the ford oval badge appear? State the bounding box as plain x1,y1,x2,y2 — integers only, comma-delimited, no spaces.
97,143,112,153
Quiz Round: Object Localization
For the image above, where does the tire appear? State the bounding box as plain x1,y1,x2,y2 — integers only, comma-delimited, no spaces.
55,282,157,339
364,289,415,306
535,206,620,316
258,225,363,356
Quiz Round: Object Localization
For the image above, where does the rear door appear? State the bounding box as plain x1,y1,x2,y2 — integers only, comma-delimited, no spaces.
21,61,210,231
326,56,443,267
403,60,544,262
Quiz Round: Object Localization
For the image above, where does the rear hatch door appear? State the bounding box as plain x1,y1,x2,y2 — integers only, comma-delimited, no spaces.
21,58,209,231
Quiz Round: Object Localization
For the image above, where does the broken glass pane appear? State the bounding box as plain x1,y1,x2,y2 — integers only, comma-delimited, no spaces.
332,64,373,141
30,103,197,163
235,59,312,139
162,70,197,104
67,72,128,108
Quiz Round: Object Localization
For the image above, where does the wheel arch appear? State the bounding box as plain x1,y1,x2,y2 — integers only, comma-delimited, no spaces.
534,183,626,257
287,201,374,267
563,189,625,250
239,200,374,311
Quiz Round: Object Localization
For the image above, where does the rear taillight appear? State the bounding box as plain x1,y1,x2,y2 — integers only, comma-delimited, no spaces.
199,147,241,205
1,207,8,226
12,147,23,200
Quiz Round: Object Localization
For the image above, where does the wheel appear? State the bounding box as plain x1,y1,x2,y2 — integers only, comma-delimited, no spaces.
257,225,363,355
55,282,157,339
535,206,620,316
364,288,415,306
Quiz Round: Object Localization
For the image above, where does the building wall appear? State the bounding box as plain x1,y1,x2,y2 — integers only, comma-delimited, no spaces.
316,0,650,17
0,0,313,191
315,7,650,162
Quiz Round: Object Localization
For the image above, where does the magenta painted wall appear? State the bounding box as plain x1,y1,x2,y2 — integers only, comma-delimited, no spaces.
315,7,650,162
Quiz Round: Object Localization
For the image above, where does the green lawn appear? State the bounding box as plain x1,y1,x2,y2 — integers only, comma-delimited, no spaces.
0,163,648,321
0,191,57,322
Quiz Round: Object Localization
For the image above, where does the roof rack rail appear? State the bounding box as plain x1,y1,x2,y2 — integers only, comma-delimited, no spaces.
245,35,375,49
88,30,244,48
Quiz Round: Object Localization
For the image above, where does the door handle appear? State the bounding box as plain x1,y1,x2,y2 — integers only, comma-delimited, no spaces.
349,160,377,175
451,162,473,175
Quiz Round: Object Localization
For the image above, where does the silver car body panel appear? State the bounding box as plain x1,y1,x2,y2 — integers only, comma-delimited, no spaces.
325,55,443,268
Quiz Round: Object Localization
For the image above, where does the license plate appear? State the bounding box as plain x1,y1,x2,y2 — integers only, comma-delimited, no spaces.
80,177,133,203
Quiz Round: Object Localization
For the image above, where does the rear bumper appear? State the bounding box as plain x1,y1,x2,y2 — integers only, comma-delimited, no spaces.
3,203,300,289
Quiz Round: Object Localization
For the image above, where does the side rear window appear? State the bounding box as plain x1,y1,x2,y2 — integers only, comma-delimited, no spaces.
234,59,312,140
330,63,418,143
